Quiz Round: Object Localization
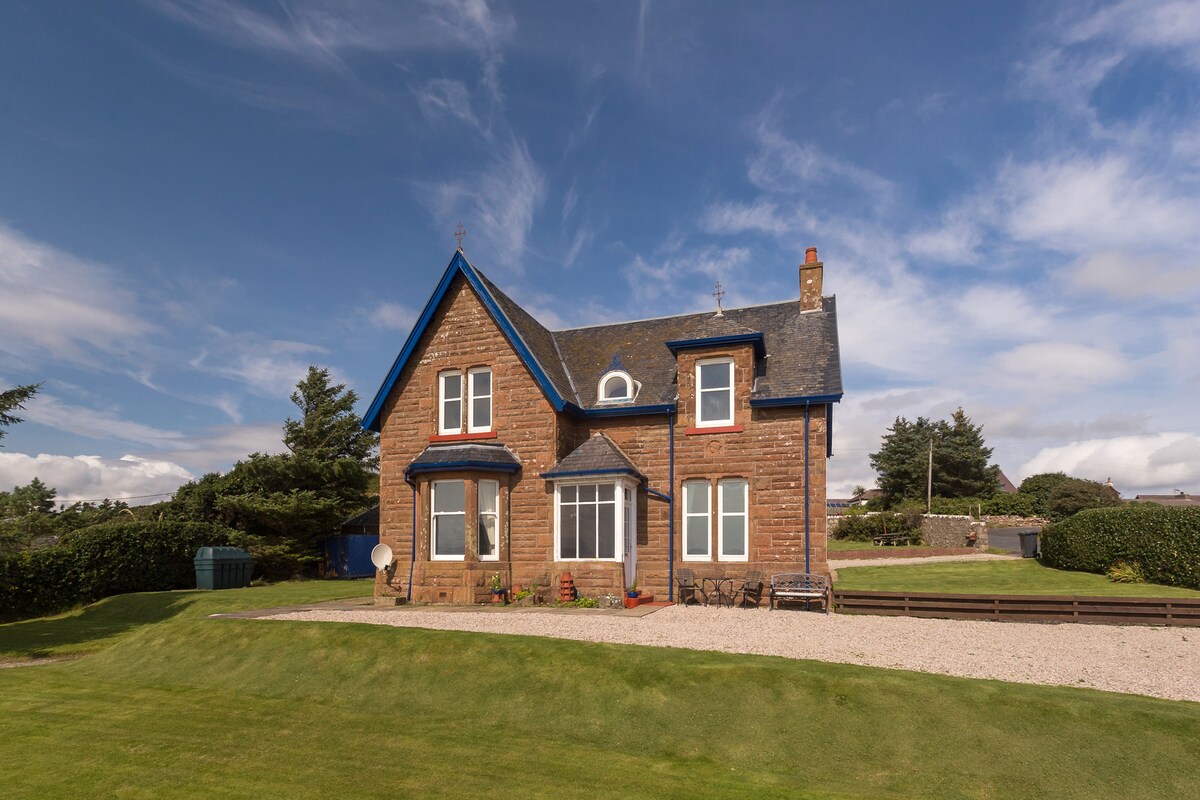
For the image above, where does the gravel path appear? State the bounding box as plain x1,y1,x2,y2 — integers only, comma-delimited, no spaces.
259,605,1200,703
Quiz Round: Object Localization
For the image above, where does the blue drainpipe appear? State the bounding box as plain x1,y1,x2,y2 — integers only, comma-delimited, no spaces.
804,404,811,575
404,467,417,602
668,409,675,602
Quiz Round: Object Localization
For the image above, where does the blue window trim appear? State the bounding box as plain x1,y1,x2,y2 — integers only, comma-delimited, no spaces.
539,467,643,480
664,332,765,358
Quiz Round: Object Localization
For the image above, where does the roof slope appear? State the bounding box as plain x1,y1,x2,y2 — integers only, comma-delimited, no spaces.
363,250,842,430
542,433,644,479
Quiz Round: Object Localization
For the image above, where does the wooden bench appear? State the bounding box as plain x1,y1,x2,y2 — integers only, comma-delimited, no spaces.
769,573,831,612
872,532,909,546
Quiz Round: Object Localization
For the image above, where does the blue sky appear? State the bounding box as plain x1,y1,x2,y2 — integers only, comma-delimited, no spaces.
2,0,1199,503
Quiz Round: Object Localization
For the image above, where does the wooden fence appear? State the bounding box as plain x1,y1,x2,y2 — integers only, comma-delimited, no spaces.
833,589,1200,627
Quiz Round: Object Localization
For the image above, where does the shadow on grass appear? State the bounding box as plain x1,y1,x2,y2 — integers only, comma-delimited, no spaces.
0,592,200,661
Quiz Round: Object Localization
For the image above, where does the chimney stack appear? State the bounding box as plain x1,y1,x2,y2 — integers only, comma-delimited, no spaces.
799,246,823,312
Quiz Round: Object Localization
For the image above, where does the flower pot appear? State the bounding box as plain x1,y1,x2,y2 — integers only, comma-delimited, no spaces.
491,591,505,604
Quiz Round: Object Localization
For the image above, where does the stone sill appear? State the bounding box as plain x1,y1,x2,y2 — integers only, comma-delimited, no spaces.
428,431,499,443
684,424,744,435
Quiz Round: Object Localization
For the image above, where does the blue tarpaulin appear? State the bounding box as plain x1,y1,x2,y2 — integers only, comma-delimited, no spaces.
323,534,379,578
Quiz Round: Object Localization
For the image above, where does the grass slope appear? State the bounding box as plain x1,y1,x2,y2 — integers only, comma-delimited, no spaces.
834,559,1200,597
2,582,1199,799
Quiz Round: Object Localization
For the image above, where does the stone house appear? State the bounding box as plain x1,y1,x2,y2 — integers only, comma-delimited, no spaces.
362,247,843,603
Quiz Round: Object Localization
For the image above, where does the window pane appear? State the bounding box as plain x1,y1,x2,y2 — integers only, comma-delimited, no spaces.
433,481,465,513
434,515,465,556
597,483,615,501
721,515,746,556
578,504,597,558
700,390,730,422
478,480,498,513
560,485,576,503
472,397,491,429
684,481,709,514
598,503,615,558
578,484,596,503
721,480,746,513
685,516,709,555
479,515,497,557
560,505,577,558
699,362,730,390
442,373,462,399
603,376,628,398
443,399,461,429
470,369,490,396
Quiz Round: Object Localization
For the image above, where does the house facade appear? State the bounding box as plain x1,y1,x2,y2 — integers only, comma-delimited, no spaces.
363,247,842,603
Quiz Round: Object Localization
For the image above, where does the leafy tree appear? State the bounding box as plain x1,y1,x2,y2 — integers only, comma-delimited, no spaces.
284,367,378,465
869,408,999,506
167,364,377,579
1045,477,1121,521
0,383,40,445
1018,472,1070,517
0,478,58,550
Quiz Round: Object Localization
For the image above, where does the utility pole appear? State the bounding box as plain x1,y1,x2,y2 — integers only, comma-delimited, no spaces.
927,439,933,514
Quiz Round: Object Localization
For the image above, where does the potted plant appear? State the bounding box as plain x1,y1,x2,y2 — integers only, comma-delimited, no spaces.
489,573,506,604
626,580,639,599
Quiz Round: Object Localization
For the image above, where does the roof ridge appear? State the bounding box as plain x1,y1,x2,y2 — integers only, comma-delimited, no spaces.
553,298,822,332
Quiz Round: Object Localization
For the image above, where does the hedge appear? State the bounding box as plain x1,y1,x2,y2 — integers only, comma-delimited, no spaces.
0,521,233,621
832,512,921,543
1040,505,1200,590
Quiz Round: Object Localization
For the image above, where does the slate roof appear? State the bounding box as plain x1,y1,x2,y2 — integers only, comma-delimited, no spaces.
341,505,380,534
363,251,843,430
1133,493,1198,507
542,433,645,480
406,443,522,474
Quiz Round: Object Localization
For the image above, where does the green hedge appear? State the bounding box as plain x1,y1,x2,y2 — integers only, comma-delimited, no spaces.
0,521,233,621
832,512,921,543
927,494,1038,517
1041,505,1200,590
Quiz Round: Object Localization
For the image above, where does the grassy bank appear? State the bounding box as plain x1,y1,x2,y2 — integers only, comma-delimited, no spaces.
834,559,1200,597
2,581,1199,799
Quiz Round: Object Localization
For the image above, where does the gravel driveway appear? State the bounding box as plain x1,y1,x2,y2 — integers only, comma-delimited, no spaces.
259,605,1200,703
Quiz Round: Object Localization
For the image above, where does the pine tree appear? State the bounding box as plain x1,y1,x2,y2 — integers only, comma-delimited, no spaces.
869,408,999,505
0,383,39,445
283,367,377,465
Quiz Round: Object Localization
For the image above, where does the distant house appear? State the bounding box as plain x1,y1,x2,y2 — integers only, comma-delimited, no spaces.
1133,492,1198,508
361,247,843,603
340,505,380,536
996,469,1018,494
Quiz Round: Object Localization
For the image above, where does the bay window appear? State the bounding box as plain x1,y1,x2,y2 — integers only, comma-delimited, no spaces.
556,481,627,561
431,480,466,560
478,479,499,561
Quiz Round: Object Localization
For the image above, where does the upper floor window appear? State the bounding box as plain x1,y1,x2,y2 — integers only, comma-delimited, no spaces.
696,358,734,427
438,371,462,435
468,367,492,432
438,367,492,434
598,370,636,403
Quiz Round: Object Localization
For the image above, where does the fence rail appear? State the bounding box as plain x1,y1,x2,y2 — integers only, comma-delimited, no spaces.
833,589,1200,627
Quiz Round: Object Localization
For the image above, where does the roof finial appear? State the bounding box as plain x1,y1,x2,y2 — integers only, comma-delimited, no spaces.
712,280,726,317
454,221,466,251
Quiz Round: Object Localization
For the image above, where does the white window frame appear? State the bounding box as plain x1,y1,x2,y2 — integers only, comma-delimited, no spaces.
553,478,632,562
682,480,712,561
477,479,499,562
438,371,463,435
696,357,735,427
467,366,492,433
430,480,466,561
597,370,636,403
717,478,749,562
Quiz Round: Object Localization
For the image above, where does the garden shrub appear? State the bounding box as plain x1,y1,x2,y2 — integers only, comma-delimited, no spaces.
832,512,920,543
0,521,233,621
1041,505,1200,590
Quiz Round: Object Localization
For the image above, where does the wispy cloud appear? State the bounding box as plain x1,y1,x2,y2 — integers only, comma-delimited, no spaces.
365,301,418,332
0,452,194,504
0,222,155,365
413,78,480,129
191,332,328,397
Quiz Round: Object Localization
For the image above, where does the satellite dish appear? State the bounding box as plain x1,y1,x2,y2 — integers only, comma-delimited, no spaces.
370,543,394,572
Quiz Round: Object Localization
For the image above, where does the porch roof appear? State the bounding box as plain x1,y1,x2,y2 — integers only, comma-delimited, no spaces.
541,433,645,481
405,443,522,476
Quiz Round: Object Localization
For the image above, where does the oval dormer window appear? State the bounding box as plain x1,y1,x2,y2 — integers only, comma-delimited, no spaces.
598,371,636,402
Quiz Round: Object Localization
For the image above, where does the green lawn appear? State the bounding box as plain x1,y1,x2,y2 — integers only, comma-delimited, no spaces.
2,582,1199,799
834,559,1200,598
828,538,928,552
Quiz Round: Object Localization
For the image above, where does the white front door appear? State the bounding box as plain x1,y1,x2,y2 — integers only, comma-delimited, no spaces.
622,485,637,588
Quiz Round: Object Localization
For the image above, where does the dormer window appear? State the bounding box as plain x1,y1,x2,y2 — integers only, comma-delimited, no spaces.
598,370,636,403
696,357,734,427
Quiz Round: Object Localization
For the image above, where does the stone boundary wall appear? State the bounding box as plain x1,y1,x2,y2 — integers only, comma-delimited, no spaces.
983,514,1049,528
920,514,987,549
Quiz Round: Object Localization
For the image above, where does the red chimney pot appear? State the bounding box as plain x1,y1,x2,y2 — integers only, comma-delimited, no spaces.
805,247,819,264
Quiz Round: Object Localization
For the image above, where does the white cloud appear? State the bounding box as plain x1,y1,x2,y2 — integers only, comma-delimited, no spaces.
0,452,194,505
990,342,1129,392
191,333,327,397
0,222,154,363
700,201,790,237
564,224,595,268
366,302,418,332
1020,433,1200,495
621,246,752,309
413,79,479,128
1068,251,1200,299
427,137,546,270
906,211,982,264
22,394,188,449
955,285,1052,341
